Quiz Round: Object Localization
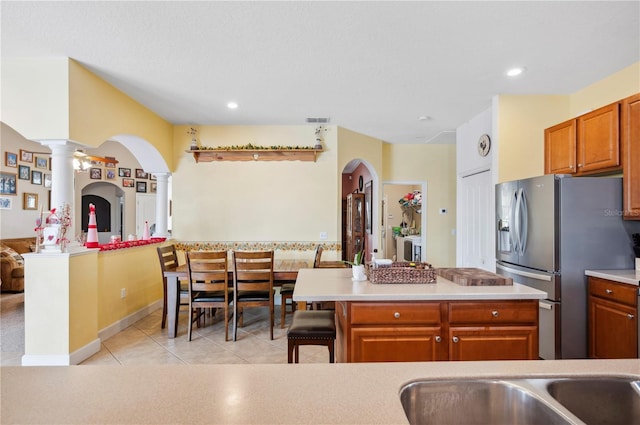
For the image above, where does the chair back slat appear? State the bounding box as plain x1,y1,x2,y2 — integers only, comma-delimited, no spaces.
186,251,228,293
157,245,179,272
313,245,323,268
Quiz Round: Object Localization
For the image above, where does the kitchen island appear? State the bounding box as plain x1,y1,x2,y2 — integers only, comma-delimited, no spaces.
294,268,547,362
2,360,638,424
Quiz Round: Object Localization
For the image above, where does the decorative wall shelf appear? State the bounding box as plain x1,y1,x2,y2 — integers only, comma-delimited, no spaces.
187,148,323,163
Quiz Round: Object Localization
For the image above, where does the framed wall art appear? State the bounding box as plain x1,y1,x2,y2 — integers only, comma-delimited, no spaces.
136,181,147,193
122,178,134,188
135,169,148,179
5,152,17,168
105,157,117,168
31,170,42,185
35,156,49,169
18,165,30,180
0,196,13,209
44,173,52,188
119,168,131,177
106,170,116,180
0,172,17,195
20,149,33,163
150,182,157,193
90,168,102,180
23,193,38,210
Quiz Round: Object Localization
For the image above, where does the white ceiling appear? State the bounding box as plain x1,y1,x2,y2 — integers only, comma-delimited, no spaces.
2,1,639,145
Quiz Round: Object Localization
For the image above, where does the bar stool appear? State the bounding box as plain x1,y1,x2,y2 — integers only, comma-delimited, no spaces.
287,310,336,363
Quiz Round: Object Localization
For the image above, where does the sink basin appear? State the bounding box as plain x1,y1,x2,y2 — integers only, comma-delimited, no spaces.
546,377,640,425
399,380,572,425
399,377,640,425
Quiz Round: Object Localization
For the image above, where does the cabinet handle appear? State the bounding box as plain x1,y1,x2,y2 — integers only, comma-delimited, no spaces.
628,314,635,320
393,312,400,319
569,165,574,169
452,336,459,343
435,336,442,343
605,289,613,294
578,163,583,167
492,310,499,317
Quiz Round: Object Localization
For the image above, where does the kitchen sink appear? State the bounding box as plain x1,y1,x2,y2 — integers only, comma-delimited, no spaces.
546,377,640,425
399,376,640,425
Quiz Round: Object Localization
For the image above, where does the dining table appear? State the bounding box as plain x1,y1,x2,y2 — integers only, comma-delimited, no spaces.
163,259,311,338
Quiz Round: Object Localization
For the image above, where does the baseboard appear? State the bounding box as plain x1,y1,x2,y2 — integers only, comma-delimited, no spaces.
98,299,163,341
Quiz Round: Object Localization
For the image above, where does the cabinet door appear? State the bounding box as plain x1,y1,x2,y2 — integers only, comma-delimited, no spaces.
351,326,445,362
449,326,538,360
622,93,640,220
545,119,576,174
588,296,638,359
577,102,621,173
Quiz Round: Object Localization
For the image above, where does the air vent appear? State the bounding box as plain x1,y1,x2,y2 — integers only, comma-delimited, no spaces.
305,117,331,123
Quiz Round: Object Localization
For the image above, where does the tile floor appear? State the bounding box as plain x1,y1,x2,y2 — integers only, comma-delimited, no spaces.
1,293,330,366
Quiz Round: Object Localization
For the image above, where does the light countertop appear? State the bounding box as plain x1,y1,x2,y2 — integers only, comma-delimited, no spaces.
585,269,640,286
293,268,547,302
2,360,639,424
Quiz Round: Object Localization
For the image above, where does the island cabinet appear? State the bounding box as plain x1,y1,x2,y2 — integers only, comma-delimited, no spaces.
544,101,621,176
448,301,538,361
335,299,538,362
588,276,638,359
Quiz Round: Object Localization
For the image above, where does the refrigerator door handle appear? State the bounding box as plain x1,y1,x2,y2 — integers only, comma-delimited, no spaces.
496,263,553,281
513,189,522,252
539,301,554,310
519,188,528,255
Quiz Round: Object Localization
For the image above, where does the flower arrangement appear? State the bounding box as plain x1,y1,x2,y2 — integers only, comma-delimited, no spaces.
196,143,318,151
57,203,72,251
187,127,198,150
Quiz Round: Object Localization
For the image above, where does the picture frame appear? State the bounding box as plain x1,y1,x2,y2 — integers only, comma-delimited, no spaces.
44,173,52,188
90,159,104,167
18,165,30,180
119,167,131,178
90,168,102,180
136,181,147,193
122,178,134,188
135,168,148,179
150,182,157,193
0,172,17,195
149,173,157,181
20,149,33,163
105,157,117,168
0,196,13,209
31,170,42,185
106,169,116,180
365,180,373,234
48,190,51,210
23,192,38,210
35,156,49,169
5,152,17,168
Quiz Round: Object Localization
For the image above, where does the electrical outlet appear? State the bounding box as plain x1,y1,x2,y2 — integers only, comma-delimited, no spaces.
319,232,328,240
120,288,126,299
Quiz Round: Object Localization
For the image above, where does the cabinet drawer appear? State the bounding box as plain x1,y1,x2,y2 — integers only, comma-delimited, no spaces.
589,277,638,306
448,301,537,325
350,302,441,325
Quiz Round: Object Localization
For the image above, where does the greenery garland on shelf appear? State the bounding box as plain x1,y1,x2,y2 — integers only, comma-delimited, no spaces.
195,143,319,151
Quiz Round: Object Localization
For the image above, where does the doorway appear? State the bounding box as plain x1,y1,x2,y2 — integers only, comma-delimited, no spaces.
382,181,427,262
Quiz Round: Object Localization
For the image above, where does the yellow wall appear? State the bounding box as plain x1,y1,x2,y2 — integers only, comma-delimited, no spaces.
69,253,98,352
383,143,457,267
68,60,174,169
171,125,341,243
495,95,569,183
97,244,163,331
1,58,70,140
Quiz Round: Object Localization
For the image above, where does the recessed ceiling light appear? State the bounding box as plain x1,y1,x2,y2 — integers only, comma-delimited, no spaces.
506,67,525,77
418,116,431,121
227,102,238,109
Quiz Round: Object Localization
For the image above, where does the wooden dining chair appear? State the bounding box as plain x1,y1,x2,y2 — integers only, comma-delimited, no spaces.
157,245,189,329
186,250,233,341
280,281,296,329
311,244,343,310
232,250,275,341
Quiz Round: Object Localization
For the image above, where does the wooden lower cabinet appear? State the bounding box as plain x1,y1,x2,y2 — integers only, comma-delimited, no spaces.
335,299,538,362
588,277,638,359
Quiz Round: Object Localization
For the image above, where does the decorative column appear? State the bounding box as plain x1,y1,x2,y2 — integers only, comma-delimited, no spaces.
39,140,76,213
152,172,171,237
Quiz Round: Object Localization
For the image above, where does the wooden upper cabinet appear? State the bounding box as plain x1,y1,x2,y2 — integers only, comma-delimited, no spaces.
545,119,576,174
622,93,640,220
577,102,621,173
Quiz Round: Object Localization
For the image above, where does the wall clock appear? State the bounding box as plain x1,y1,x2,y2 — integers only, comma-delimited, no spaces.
478,134,491,157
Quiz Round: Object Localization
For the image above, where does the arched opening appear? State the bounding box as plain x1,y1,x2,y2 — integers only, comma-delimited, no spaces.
81,182,124,244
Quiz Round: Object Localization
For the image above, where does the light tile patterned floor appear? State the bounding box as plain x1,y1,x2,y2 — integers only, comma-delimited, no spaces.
0,293,330,366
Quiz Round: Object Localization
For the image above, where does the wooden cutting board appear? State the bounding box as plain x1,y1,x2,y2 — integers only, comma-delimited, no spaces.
436,268,513,286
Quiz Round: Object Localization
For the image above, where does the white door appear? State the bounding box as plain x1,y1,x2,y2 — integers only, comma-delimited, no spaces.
135,193,156,238
459,170,494,270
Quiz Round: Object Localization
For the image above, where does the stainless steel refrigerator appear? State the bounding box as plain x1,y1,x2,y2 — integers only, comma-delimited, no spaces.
495,174,635,359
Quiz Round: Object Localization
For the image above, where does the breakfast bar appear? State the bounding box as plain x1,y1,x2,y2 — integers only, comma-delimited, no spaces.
294,268,547,362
